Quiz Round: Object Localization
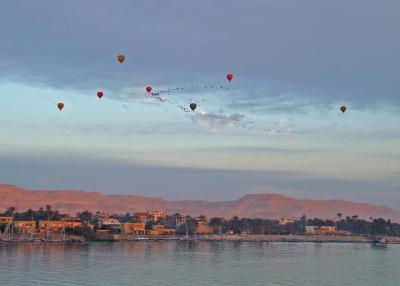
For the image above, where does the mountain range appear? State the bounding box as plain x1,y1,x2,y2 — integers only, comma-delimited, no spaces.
1,184,400,222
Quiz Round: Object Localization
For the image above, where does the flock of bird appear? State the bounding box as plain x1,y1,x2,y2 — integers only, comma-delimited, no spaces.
55,54,348,135
56,54,235,113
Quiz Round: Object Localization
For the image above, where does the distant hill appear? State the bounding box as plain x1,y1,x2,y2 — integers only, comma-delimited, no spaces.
1,184,400,222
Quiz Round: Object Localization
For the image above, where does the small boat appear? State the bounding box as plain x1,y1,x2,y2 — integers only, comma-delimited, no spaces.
372,237,388,247
41,239,62,242
379,238,388,244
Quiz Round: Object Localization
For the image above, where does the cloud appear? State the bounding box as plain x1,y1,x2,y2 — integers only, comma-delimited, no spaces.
190,110,245,133
1,0,400,111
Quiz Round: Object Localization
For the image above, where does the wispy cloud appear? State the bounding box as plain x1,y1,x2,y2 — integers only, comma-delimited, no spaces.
190,110,246,133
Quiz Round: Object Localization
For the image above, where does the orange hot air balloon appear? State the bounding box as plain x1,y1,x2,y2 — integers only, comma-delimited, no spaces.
146,86,152,93
97,91,104,98
226,73,234,82
57,102,64,111
340,106,347,113
117,54,125,63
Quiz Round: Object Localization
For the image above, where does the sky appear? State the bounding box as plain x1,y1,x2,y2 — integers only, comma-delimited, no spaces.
1,0,400,207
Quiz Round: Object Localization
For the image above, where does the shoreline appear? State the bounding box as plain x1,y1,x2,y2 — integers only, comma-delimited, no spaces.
186,234,400,244
2,234,400,244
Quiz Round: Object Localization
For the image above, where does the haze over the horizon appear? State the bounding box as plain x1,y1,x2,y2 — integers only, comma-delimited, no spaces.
1,1,399,207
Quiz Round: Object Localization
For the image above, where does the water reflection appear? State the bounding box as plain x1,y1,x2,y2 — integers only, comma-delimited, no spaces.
0,242,399,286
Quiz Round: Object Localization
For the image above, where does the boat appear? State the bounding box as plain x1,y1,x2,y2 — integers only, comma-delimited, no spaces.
372,237,388,247
40,238,64,242
378,238,388,244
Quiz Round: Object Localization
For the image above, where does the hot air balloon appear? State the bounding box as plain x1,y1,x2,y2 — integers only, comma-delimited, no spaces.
340,106,347,113
226,73,234,82
117,55,125,63
146,86,152,93
57,103,64,111
97,91,104,99
190,103,197,111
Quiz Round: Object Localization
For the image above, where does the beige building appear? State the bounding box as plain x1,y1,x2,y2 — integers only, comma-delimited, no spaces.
279,217,295,225
39,221,65,232
63,218,83,229
305,226,317,234
146,224,175,236
148,210,166,222
133,212,148,223
0,217,13,225
121,223,146,235
14,221,36,234
39,219,82,233
305,226,337,235
317,226,337,235
196,224,214,235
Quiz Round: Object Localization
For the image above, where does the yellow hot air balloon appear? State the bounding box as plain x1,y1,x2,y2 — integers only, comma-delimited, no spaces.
117,54,125,63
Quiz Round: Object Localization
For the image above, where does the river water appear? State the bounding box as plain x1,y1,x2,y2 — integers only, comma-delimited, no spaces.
0,241,399,286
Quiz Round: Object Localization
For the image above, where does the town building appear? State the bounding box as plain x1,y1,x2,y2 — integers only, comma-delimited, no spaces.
146,224,175,236
63,218,83,229
195,223,214,235
39,218,82,233
14,221,36,234
121,223,146,235
305,226,337,235
305,226,317,234
316,226,337,235
133,212,148,223
39,221,66,232
279,217,295,225
148,210,166,222
99,218,121,227
0,217,13,225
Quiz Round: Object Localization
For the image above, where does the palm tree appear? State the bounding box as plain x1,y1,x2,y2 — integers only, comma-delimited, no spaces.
4,206,16,216
78,210,93,224
198,215,207,223
45,205,52,220
45,205,52,212
336,213,343,231
26,209,35,221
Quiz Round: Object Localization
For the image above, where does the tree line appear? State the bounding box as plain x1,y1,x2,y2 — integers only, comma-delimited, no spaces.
1,207,400,237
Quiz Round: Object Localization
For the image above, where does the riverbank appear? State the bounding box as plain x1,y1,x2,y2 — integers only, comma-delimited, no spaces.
2,234,400,244
187,234,400,244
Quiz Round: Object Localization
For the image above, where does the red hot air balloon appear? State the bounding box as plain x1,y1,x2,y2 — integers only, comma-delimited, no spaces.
57,102,64,111
97,91,104,98
226,73,234,82
117,55,125,63
146,86,152,93
340,106,347,113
